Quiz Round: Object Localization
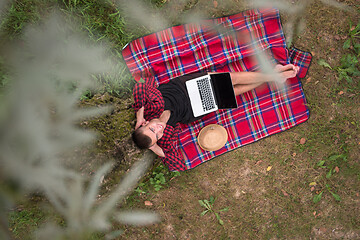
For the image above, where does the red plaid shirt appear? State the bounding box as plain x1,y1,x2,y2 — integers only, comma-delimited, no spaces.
132,83,187,171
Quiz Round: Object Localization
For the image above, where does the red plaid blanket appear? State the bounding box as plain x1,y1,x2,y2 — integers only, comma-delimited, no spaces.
122,8,312,171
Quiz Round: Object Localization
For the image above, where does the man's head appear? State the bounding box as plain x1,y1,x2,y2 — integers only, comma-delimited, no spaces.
132,118,166,150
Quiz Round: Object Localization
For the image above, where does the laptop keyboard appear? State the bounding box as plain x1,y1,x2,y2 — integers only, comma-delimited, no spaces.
196,77,216,111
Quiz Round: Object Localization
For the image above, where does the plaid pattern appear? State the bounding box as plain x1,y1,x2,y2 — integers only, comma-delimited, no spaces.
132,83,164,119
289,47,312,79
132,83,187,171
123,8,312,171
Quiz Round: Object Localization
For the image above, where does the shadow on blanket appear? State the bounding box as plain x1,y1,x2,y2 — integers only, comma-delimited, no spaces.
122,8,312,171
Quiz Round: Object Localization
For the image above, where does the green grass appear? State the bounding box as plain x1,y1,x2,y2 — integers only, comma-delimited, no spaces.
0,0,52,38
0,0,143,99
7,199,66,240
1,0,360,239
9,208,45,239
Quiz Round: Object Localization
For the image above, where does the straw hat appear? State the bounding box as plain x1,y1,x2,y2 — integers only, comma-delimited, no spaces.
197,124,228,151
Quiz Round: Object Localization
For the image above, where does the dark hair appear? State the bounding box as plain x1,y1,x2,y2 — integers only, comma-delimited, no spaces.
132,127,153,149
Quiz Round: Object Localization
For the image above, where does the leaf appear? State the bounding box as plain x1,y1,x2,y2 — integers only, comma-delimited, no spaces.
219,207,229,212
313,191,323,203
267,166,272,171
309,182,317,186
218,218,224,225
201,210,209,216
317,161,325,167
334,166,340,173
354,43,360,54
326,169,333,179
328,154,341,161
350,22,360,35
344,75,353,83
214,212,224,225
300,138,306,145
318,59,332,69
343,39,351,49
330,192,341,201
198,200,206,208
202,200,212,210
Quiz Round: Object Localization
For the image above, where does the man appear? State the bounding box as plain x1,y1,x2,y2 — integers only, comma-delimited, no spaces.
132,64,299,170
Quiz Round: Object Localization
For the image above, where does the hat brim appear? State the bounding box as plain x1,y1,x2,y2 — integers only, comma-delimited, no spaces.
197,124,228,151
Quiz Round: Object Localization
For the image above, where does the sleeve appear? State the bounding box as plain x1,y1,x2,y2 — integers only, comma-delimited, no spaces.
161,148,187,172
132,83,164,119
132,83,146,112
157,124,187,171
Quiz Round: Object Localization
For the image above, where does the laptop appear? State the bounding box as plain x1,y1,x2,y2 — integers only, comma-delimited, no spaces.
185,73,238,117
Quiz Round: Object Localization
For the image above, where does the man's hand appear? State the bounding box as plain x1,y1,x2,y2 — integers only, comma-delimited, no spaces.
135,106,146,130
135,117,146,130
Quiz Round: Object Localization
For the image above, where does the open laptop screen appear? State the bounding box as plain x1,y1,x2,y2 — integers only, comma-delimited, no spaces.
210,73,238,109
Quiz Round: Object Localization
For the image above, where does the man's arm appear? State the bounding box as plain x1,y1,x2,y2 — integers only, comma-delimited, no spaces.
135,106,146,130
132,82,164,121
149,143,165,157
132,83,146,112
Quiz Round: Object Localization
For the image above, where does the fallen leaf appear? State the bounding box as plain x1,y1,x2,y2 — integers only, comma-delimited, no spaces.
305,77,311,84
329,48,335,51
266,166,272,171
310,187,315,192
356,193,359,197
145,201,153,206
338,91,344,95
281,189,289,196
213,0,218,8
255,160,263,165
309,182,317,186
350,26,356,31
313,211,317,216
292,152,297,157
300,138,306,145
334,166,339,173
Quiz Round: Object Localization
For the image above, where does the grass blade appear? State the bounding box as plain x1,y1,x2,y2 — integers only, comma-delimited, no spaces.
313,191,323,203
